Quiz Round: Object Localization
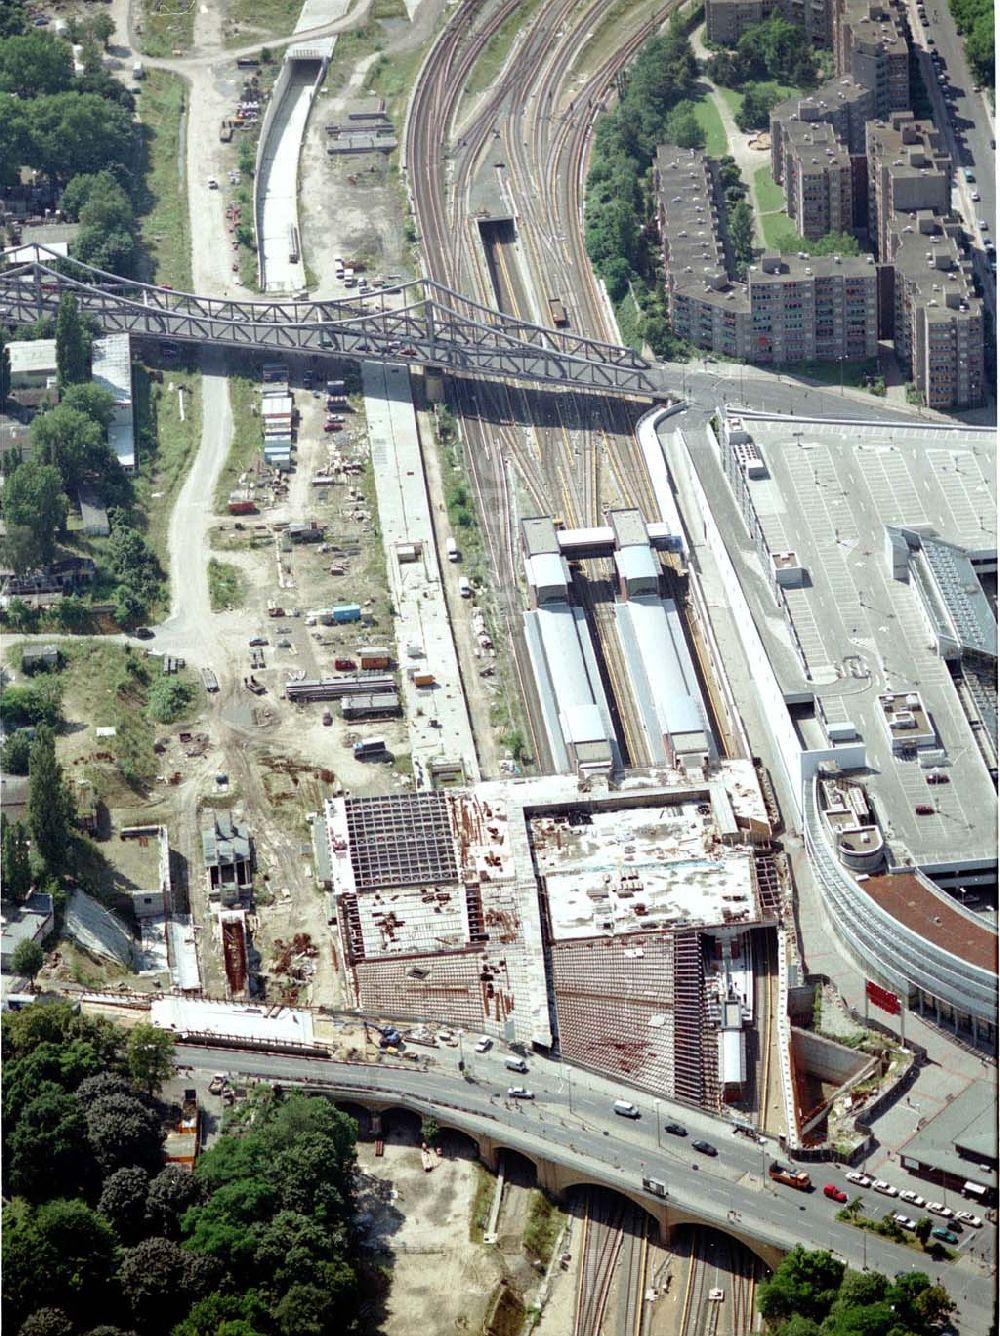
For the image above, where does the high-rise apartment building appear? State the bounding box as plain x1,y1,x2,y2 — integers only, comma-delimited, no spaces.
780,121,855,239
866,113,951,259
835,0,910,116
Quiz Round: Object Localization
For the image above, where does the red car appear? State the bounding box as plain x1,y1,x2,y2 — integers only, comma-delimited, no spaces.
323,421,343,433
823,1184,848,1203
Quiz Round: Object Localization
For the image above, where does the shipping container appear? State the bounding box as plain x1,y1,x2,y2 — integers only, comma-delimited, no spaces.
413,672,436,688
359,647,392,670
334,658,357,671
326,380,346,395
332,603,362,624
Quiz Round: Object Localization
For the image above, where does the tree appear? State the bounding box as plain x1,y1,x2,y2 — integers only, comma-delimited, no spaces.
146,679,194,724
756,1246,845,1325
663,100,706,149
1,816,33,897
20,91,135,181
17,1309,75,1336
420,1115,440,1144
5,1085,93,1200
32,404,107,493
0,31,73,97
28,725,74,873
1,458,69,569
834,1269,888,1307
126,1023,175,1094
6,1198,118,1329
88,12,116,48
735,81,787,132
171,1292,269,1336
58,382,116,431
0,0,26,36
914,1214,932,1245
55,294,89,389
145,1165,202,1238
11,939,44,986
729,199,755,275
0,684,61,728
98,1167,150,1243
84,1091,165,1175
118,1236,195,1332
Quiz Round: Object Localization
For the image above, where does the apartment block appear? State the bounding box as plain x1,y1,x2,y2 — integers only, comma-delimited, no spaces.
835,0,909,117
771,78,876,178
655,149,877,365
655,148,752,361
867,113,951,259
890,222,984,409
748,252,879,362
781,121,854,239
705,0,833,45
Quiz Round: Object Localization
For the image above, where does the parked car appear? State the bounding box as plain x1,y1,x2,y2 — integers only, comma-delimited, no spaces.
971,191,981,202
474,1036,492,1053
846,1171,873,1187
276,638,291,649
823,1184,848,1203
248,636,268,647
507,1087,534,1100
892,1214,917,1231
932,1227,959,1244
964,168,976,182
927,1201,954,1218
692,1140,717,1156
873,1180,899,1197
899,1190,927,1207
956,1211,983,1228
664,1121,688,1137
926,772,949,784
133,626,154,640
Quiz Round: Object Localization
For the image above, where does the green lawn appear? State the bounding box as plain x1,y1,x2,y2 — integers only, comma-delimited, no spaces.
718,85,744,118
754,164,786,213
783,358,878,389
213,376,260,510
759,209,801,250
692,95,729,158
226,0,302,40
137,71,191,290
135,368,203,582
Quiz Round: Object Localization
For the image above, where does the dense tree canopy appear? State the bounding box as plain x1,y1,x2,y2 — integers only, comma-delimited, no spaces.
55,294,90,390
1,458,69,570
27,724,75,874
757,1248,956,1336
0,31,73,97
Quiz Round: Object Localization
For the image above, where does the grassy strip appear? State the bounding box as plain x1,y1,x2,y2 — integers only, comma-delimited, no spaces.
134,367,203,578
465,0,545,97
783,358,879,390
836,1205,957,1262
759,209,801,250
137,71,192,290
614,290,645,353
213,375,260,510
691,93,729,157
323,24,384,91
371,0,410,17
469,1163,496,1243
522,1191,565,1265
753,163,785,213
226,0,302,40
366,42,432,125
138,0,195,56
208,559,247,612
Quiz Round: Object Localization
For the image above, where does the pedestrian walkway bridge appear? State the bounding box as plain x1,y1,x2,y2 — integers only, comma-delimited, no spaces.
0,250,662,396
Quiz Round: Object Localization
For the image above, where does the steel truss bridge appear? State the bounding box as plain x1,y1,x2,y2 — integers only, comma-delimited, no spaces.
0,251,663,397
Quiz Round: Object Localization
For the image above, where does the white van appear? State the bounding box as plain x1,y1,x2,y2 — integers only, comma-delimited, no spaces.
505,1057,528,1074
458,576,472,598
446,537,460,562
613,1099,640,1119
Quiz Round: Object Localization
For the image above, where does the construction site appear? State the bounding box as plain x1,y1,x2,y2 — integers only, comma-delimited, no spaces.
320,765,792,1126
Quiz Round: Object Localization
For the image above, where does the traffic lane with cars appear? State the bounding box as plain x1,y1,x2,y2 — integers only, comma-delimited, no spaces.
177,1043,994,1333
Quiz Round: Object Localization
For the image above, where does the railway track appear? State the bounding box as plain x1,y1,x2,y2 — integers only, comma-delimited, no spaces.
574,1190,628,1336
405,0,688,773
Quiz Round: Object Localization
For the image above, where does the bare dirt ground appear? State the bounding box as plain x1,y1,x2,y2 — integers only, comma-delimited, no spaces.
354,1116,508,1336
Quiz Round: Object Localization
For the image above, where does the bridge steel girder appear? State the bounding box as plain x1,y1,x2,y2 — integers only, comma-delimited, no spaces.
0,256,662,398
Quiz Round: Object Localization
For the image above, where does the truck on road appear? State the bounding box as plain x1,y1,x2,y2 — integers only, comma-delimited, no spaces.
769,1162,812,1191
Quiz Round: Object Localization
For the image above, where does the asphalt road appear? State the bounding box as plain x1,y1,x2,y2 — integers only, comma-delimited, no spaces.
178,1042,994,1331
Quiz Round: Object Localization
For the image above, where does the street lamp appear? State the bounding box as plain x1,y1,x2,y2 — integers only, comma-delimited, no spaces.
654,1098,662,1150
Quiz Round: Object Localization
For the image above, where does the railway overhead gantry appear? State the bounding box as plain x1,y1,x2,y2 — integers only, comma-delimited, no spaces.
0,251,664,398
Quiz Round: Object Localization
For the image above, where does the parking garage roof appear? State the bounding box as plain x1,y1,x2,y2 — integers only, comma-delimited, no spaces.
708,416,997,875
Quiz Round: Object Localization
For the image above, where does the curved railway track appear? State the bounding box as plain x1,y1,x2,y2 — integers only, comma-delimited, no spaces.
405,0,686,770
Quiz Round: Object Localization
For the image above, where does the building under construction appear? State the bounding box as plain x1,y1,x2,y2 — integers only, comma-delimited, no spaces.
321,766,787,1111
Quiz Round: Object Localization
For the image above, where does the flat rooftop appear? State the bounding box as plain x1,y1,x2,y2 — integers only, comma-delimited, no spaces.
150,997,315,1046
862,873,996,972
899,1078,997,1189
531,801,758,941
712,416,996,875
